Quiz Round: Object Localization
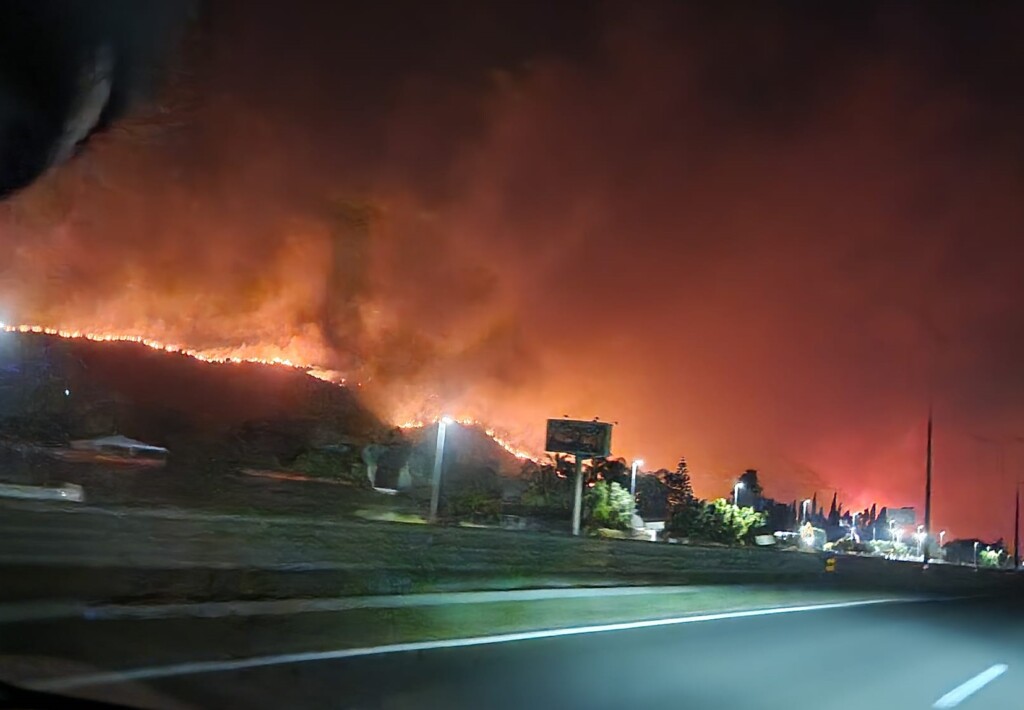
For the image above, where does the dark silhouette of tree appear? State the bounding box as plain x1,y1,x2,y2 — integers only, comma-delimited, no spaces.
662,457,697,513
828,492,839,526
520,457,572,511
636,471,670,520
738,469,763,497
589,457,630,489
875,506,889,539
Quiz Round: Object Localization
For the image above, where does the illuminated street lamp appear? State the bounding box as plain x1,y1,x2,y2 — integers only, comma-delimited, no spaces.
939,530,946,546
429,415,455,522
734,481,745,508
630,459,644,497
801,498,811,524
974,540,980,569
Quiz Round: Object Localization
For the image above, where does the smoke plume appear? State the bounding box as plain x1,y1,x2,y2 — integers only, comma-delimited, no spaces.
3,1,1024,540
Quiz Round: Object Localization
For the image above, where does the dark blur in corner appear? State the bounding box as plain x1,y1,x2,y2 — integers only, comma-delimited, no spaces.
0,0,194,198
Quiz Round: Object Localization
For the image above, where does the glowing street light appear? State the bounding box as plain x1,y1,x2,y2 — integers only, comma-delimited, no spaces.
734,481,745,508
974,540,980,569
801,498,811,524
939,530,946,546
630,459,644,497
429,415,455,522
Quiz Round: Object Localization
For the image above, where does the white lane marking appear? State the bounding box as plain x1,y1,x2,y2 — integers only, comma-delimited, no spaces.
29,597,918,691
933,664,1008,708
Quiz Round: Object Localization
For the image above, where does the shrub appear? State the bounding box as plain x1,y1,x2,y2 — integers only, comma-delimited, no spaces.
586,481,634,530
980,547,1005,568
292,448,367,487
669,498,765,544
445,488,502,523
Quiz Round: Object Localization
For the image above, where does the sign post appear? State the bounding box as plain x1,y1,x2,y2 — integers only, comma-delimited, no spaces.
429,417,450,522
545,419,613,536
572,453,584,536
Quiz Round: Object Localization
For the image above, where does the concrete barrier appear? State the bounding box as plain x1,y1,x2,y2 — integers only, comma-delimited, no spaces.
0,482,83,502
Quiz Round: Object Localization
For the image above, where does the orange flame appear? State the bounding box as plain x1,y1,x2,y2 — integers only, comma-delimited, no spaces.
398,416,539,462
2,322,537,459
0,322,345,381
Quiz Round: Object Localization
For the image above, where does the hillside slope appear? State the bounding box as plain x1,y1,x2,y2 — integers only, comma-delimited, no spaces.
0,332,527,491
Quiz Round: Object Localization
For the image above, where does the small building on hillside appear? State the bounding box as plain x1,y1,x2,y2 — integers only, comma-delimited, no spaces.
67,435,168,464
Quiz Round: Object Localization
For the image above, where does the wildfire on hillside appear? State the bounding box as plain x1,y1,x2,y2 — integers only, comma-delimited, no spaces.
1,322,539,460
11,1,1024,543
1,322,342,382
398,417,539,462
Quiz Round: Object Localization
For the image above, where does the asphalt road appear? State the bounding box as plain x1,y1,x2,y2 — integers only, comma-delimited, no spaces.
2,500,1022,709
1,596,1021,710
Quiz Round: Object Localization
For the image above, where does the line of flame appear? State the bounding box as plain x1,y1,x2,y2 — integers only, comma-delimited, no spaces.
1,323,537,460
398,417,539,462
1,322,346,384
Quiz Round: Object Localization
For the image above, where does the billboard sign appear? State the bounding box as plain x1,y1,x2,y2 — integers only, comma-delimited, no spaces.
545,419,612,458
889,507,916,527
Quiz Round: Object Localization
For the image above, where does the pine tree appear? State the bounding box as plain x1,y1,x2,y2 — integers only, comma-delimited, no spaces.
662,457,697,513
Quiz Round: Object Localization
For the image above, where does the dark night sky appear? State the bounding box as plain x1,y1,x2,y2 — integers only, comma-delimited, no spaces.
4,1,1024,540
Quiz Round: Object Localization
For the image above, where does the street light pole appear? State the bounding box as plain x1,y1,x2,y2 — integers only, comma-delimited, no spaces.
630,459,644,497
923,406,933,562
429,416,453,522
1015,482,1020,570
734,481,745,508
974,540,980,569
801,498,811,524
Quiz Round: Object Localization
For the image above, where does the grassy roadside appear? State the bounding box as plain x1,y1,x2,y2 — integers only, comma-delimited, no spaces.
354,587,903,648
3,587,908,672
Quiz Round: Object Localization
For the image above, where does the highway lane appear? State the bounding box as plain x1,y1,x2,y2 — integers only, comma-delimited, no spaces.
6,596,1023,709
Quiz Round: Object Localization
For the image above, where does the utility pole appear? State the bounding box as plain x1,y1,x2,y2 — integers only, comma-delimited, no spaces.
923,406,933,562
